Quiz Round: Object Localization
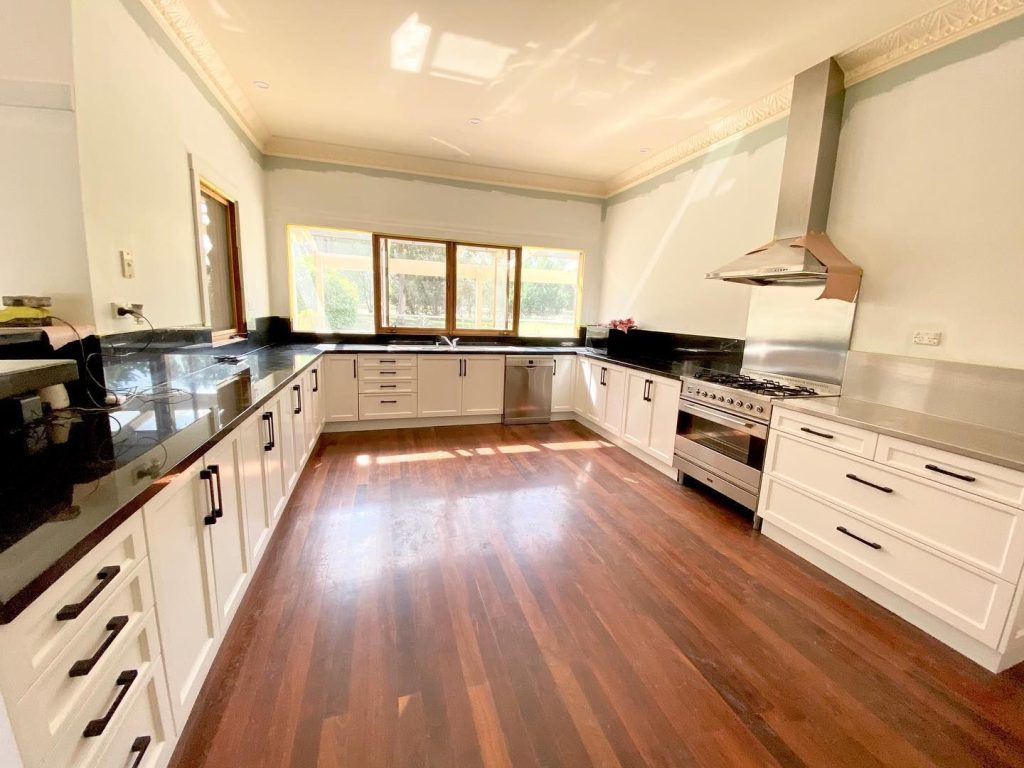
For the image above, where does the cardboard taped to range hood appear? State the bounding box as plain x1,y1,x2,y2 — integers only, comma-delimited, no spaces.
746,232,861,302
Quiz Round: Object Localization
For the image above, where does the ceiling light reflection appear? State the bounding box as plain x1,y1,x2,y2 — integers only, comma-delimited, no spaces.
432,31,516,81
391,13,432,73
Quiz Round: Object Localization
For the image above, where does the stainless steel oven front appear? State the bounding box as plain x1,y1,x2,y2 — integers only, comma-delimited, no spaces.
673,397,768,510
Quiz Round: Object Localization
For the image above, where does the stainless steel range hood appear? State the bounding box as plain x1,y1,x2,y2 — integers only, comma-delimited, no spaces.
707,58,856,289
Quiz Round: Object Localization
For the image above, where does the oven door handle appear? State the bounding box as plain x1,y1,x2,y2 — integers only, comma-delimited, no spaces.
678,399,768,439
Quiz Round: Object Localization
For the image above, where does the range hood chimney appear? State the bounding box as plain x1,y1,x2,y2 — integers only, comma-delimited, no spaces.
706,58,860,297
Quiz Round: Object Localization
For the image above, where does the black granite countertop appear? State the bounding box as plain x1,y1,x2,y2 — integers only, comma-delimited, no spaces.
577,349,742,381
324,343,582,354
0,344,323,623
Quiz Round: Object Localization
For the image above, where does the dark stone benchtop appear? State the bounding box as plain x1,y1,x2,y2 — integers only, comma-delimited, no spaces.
0,341,735,623
577,349,740,381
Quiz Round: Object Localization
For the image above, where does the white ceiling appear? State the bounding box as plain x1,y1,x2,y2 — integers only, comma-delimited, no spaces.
182,0,947,184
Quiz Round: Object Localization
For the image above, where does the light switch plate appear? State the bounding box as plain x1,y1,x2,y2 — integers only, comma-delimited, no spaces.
912,330,942,346
120,249,135,279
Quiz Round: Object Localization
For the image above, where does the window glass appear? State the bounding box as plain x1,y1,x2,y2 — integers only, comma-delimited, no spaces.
199,189,239,333
379,237,448,330
518,247,583,337
288,226,374,333
454,244,516,332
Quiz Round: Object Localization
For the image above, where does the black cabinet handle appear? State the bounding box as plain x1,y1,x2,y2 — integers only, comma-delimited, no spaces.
69,616,129,677
312,368,319,392
129,736,151,768
643,379,652,402
210,464,224,518
925,463,976,483
199,468,218,524
800,426,835,439
352,359,356,378
293,383,302,415
268,412,276,449
553,359,557,376
846,473,894,494
379,359,396,363
261,412,273,451
380,399,398,404
380,384,397,389
56,566,121,621
83,669,137,737
600,367,607,386
380,370,398,375
836,526,883,550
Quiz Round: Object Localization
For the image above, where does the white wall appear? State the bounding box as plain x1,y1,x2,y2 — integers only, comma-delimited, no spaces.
264,160,604,330
0,0,93,324
599,121,786,338
829,19,1024,370
72,0,269,335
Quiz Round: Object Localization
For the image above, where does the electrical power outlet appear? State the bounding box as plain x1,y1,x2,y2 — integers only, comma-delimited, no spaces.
111,301,130,320
912,330,942,346
120,250,135,279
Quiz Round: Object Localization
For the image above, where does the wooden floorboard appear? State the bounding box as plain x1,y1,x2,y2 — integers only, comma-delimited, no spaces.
170,421,1024,768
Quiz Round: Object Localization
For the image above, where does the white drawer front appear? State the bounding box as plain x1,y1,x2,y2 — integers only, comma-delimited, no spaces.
760,478,1015,647
766,432,1024,581
358,366,418,383
875,435,1024,509
359,380,417,394
38,610,161,768
358,393,417,420
772,407,878,458
0,515,147,699
358,354,416,368
88,659,174,768
14,567,155,767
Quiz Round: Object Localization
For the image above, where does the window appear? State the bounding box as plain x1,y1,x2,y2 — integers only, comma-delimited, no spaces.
287,225,584,338
518,247,584,337
377,235,448,331
288,226,374,333
197,181,245,340
454,244,518,334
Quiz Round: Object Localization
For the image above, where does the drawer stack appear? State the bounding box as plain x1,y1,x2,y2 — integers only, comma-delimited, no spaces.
358,354,418,419
0,516,174,768
759,406,1024,670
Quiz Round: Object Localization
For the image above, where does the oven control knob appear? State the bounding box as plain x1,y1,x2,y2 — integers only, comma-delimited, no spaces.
745,403,754,410
735,400,743,407
701,390,708,397
717,395,725,402
756,406,764,413
726,398,734,405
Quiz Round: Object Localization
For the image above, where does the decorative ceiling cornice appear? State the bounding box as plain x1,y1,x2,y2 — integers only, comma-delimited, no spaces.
142,0,1023,199
837,0,1024,85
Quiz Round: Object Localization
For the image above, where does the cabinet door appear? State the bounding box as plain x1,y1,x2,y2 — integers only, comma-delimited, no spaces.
417,356,461,417
585,362,605,422
237,414,271,566
573,358,590,414
648,377,682,464
461,355,505,415
621,372,653,449
262,399,286,524
602,365,627,436
324,355,358,422
304,370,319,454
277,388,298,495
204,435,251,630
143,459,219,729
289,378,308,470
551,356,576,413
309,364,323,432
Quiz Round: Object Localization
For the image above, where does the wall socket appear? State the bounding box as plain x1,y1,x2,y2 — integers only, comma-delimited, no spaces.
120,250,135,279
111,301,145,325
912,330,942,347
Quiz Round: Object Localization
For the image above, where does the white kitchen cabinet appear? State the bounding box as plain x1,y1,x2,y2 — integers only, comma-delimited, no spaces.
237,413,271,567
276,386,298,495
416,355,504,417
602,365,626,436
285,376,310,475
324,355,358,422
304,368,319,454
262,397,287,524
622,371,680,464
576,358,625,435
89,657,175,768
552,355,576,413
142,459,220,730
417,356,461,417
203,436,251,630
461,355,505,415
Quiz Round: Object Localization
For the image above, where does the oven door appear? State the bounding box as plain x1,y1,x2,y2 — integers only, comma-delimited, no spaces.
674,398,767,493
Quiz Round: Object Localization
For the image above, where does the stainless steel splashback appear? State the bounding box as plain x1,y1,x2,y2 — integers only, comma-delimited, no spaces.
842,352,1024,434
741,284,856,386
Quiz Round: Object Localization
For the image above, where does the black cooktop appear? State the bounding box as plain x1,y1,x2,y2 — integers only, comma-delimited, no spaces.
692,368,819,397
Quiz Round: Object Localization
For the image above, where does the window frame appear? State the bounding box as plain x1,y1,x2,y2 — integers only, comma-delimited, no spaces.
451,240,522,337
193,176,246,342
517,245,586,339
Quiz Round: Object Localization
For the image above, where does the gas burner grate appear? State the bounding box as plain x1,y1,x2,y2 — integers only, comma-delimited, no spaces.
692,368,818,397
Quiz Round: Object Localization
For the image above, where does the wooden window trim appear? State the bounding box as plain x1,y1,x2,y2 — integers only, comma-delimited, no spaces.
199,180,246,341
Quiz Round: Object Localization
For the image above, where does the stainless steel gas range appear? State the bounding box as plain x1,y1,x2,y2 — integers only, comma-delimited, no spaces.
673,369,838,512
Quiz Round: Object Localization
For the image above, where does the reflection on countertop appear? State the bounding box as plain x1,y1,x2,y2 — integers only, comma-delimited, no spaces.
0,344,321,622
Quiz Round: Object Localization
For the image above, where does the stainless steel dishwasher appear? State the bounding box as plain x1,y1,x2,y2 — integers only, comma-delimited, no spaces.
503,355,554,424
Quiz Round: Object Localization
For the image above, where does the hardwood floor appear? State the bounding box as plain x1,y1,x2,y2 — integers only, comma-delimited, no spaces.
170,421,1024,768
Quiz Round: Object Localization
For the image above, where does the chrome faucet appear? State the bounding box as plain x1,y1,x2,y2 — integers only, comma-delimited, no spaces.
438,335,459,349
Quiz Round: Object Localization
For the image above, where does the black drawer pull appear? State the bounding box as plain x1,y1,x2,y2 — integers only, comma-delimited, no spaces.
380,384,397,389
69,616,129,677
293,383,302,414
800,426,834,439
379,359,397,363
380,399,398,404
846,473,893,494
925,463,976,483
211,464,224,518
83,669,137,737
261,412,273,451
836,526,883,550
379,370,398,375
312,368,319,392
129,736,152,768
199,468,218,525
56,565,121,621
